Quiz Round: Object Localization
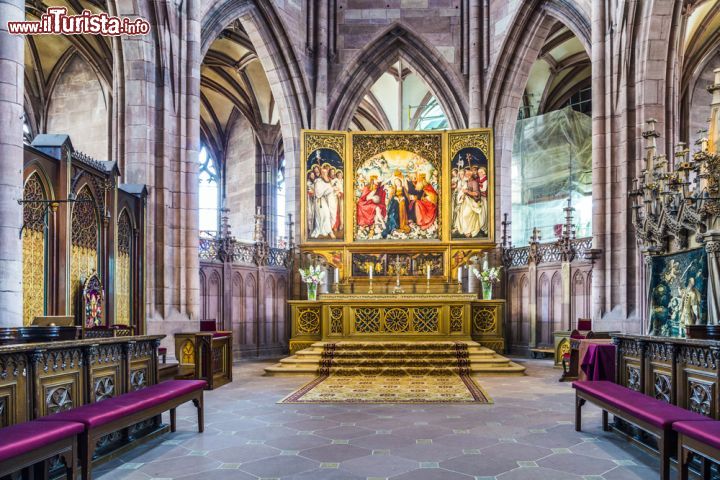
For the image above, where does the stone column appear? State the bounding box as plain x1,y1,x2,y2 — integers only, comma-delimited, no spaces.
468,0,482,127
0,0,25,328
255,124,280,244
705,231,720,326
312,0,328,129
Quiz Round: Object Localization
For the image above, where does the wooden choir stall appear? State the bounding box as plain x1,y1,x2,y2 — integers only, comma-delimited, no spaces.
16,134,146,337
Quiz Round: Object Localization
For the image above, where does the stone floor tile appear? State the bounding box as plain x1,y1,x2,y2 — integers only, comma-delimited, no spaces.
496,466,583,479
441,453,519,476
339,453,417,478
237,455,318,477
300,443,370,462
537,453,617,475
393,468,474,479
315,425,375,440
135,455,221,478
264,433,330,451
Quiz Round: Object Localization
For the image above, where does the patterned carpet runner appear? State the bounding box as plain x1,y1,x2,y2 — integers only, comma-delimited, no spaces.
279,342,491,404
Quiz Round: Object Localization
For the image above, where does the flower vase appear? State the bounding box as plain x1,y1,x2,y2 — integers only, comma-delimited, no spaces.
481,282,493,300
307,282,318,301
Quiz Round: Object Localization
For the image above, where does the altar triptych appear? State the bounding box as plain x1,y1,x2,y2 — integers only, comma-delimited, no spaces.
301,129,495,281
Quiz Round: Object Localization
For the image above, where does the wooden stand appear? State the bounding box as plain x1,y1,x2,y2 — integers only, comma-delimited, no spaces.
686,325,720,340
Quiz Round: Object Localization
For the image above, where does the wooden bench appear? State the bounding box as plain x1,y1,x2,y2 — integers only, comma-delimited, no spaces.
529,347,553,359
0,420,83,479
38,379,206,480
573,380,707,480
674,420,720,480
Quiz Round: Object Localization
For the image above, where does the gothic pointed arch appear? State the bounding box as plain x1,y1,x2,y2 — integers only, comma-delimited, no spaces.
484,1,591,242
200,0,311,137
486,1,590,127
328,23,468,131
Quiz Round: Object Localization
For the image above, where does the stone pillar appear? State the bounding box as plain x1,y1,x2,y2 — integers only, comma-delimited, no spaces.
705,231,720,326
312,0,328,129
255,124,280,244
468,0,482,127
0,0,25,328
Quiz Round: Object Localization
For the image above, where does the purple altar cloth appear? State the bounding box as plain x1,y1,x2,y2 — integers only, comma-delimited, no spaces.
580,343,616,382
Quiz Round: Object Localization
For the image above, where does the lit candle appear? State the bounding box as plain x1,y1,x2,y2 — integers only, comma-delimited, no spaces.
457,266,463,284
426,264,431,280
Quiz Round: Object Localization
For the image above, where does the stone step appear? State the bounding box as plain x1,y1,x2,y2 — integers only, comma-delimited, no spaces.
280,354,509,365
265,341,526,376
264,361,526,376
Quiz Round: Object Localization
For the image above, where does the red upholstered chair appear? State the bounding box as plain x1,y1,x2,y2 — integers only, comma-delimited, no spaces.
577,318,592,332
199,319,231,339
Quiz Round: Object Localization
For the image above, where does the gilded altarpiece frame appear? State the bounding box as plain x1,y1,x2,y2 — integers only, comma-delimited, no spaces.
300,129,496,283
295,130,502,352
301,131,347,245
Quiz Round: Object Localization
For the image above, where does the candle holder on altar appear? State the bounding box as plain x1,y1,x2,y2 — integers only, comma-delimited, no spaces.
391,255,404,294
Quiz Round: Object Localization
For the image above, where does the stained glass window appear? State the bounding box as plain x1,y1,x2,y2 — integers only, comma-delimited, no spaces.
198,145,220,235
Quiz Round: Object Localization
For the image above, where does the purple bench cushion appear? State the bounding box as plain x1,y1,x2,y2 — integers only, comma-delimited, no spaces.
573,381,707,429
674,421,720,451
38,380,207,429
0,420,83,463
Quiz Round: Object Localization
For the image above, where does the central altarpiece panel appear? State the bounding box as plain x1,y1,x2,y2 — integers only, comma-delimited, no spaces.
291,129,505,354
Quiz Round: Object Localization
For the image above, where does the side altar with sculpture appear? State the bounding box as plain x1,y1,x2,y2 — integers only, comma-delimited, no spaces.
285,129,508,355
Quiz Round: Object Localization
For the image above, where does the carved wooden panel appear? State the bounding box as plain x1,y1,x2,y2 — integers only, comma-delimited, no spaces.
87,343,123,403
551,272,563,332
615,335,720,420
0,353,28,425
232,272,244,344
34,349,85,418
626,365,641,392
129,340,156,388
686,378,714,417
130,367,148,391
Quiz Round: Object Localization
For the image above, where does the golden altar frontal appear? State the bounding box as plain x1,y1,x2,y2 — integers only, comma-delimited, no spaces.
288,293,505,354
